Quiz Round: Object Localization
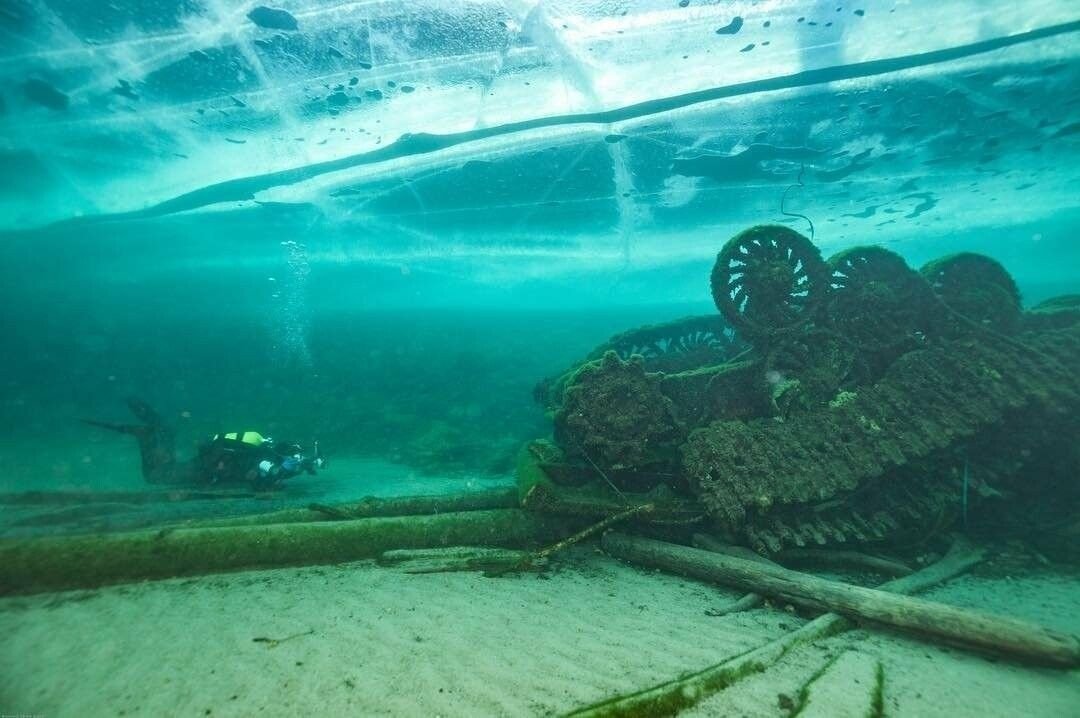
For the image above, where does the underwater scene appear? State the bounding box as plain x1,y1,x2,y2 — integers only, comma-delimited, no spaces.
1,0,1079,715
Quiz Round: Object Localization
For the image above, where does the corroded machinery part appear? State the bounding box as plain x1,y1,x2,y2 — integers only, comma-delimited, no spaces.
554,351,685,489
594,314,743,367
825,246,939,352
534,315,745,413
920,252,1022,333
683,324,1080,525
661,359,773,426
763,329,861,416
711,225,830,341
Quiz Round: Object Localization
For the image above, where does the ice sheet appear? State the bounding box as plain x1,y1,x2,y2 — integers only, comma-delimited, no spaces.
0,0,1078,250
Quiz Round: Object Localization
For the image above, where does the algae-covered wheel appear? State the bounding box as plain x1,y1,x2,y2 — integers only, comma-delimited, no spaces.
826,246,936,351
919,252,1021,332
711,225,829,339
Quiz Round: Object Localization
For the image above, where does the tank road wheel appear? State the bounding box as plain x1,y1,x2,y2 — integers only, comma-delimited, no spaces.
826,246,936,352
711,225,829,341
920,252,1021,333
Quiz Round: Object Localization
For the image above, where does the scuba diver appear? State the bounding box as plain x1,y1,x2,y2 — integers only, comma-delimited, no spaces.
84,398,325,490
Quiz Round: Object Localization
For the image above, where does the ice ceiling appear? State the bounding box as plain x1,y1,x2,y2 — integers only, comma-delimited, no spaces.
1,0,1079,255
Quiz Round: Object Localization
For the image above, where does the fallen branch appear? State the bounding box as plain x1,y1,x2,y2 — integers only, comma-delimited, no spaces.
704,593,763,617
252,628,315,648
691,533,774,564
795,650,883,718
563,537,981,717
603,533,1080,667
521,480,703,525
533,503,654,563
0,509,571,595
693,533,776,616
375,505,656,578
775,548,912,577
694,533,912,578
488,503,655,577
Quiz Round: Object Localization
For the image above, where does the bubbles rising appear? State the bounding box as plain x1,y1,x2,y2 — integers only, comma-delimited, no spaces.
269,240,313,368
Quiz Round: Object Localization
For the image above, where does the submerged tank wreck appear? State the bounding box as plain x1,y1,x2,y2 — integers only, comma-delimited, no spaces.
521,225,1080,555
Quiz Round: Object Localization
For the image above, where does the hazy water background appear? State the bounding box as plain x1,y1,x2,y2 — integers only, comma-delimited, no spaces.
2,208,1078,496
1,1,1078,499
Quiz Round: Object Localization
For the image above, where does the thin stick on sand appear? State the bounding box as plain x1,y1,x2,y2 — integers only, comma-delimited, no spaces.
565,536,986,717
486,503,656,576
375,503,656,577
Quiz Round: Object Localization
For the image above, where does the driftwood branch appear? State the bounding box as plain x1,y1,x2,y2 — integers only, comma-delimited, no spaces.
693,532,912,577
487,503,656,577
533,503,655,563
565,537,985,717
521,481,703,525
775,548,912,577
376,504,656,578
0,509,569,595
603,533,1080,667
692,533,775,615
703,592,763,617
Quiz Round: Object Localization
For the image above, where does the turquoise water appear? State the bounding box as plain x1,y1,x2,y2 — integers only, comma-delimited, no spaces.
0,3,1079,713
2,1,1078,497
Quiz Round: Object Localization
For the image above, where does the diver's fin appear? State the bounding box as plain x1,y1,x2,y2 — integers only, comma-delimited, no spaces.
82,418,146,436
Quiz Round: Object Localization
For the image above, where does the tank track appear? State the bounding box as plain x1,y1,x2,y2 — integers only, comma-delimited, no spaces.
739,468,958,553
684,324,1080,526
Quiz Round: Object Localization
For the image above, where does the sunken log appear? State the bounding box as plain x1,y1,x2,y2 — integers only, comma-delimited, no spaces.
0,509,569,595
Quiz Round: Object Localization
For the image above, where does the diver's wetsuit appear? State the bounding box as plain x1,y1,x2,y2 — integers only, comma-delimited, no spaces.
84,399,317,489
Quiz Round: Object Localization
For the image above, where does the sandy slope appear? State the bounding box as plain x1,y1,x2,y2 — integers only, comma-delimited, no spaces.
1,550,1078,717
